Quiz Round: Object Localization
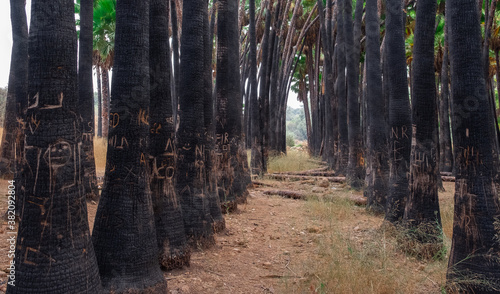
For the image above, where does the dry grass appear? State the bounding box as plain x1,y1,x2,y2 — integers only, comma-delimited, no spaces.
267,150,322,173
93,136,107,176
278,181,455,294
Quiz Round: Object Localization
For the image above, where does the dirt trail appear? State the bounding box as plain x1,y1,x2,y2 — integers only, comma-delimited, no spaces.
0,179,449,293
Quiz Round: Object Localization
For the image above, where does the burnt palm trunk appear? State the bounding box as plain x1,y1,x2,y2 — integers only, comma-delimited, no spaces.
91,0,168,292
170,0,180,126
446,0,500,291
439,25,453,174
260,5,272,173
0,0,28,176
101,67,110,138
345,0,364,188
216,0,246,210
96,64,103,137
384,0,411,223
176,0,216,246
7,0,102,292
79,0,99,201
7,0,28,213
249,0,262,175
364,0,388,213
336,0,349,174
203,0,225,232
149,0,190,270
403,0,442,243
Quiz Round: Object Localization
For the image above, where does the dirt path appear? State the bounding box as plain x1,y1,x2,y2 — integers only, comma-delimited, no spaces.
0,179,451,293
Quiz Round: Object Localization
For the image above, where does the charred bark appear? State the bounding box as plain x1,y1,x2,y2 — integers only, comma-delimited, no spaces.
446,0,500,291
91,0,168,292
7,1,103,292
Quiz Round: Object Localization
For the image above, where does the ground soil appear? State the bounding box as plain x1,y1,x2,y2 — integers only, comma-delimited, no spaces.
0,177,451,293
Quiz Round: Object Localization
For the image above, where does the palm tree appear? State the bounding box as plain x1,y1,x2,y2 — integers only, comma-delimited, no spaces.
438,24,453,174
446,0,500,291
216,0,247,210
249,0,262,175
91,0,168,292
176,0,216,247
364,0,389,213
345,0,364,189
93,0,115,138
403,0,442,247
0,0,28,178
384,0,411,223
4,0,28,215
336,0,349,174
79,0,99,201
149,0,190,270
7,0,102,292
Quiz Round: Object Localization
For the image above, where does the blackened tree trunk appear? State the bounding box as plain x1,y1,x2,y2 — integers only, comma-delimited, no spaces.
170,0,180,127
403,0,442,244
260,5,272,173
10,0,29,214
96,64,103,137
439,25,453,174
79,0,99,201
176,0,216,247
249,0,262,176
345,0,364,189
446,0,500,291
7,0,103,292
336,0,349,174
0,0,28,177
101,67,110,137
203,0,225,232
384,0,411,223
364,0,388,213
149,0,190,271
216,0,246,211
91,0,168,292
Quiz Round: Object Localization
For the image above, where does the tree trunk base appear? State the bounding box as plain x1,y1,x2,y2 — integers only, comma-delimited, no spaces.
221,200,238,213
213,218,226,233
188,234,216,250
159,248,191,271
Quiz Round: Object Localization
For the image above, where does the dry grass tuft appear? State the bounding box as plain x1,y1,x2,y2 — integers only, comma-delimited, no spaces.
93,136,107,176
279,184,453,294
267,150,322,173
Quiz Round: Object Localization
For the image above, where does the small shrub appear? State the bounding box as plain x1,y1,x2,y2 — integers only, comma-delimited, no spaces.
286,134,295,147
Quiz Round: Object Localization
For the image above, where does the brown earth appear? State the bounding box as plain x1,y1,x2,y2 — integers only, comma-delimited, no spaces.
0,178,453,293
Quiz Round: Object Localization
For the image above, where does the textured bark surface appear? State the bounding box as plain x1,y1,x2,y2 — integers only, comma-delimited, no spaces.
345,0,364,189
446,0,500,291
7,1,103,293
438,26,453,174
7,0,29,214
96,65,103,137
364,0,388,213
249,0,263,176
384,0,411,223
216,0,248,211
0,1,28,178
149,0,190,271
91,0,168,292
176,0,216,247
335,0,349,175
79,0,99,201
203,2,225,232
404,0,442,237
101,68,110,138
